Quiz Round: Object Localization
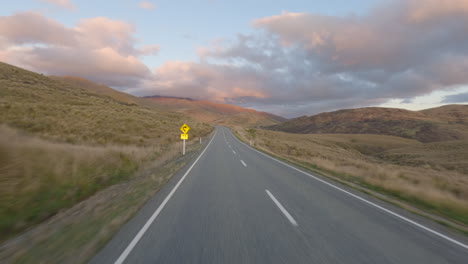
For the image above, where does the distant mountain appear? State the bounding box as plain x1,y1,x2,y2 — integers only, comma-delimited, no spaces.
144,96,286,127
143,95,194,101
266,106,468,142
49,77,285,127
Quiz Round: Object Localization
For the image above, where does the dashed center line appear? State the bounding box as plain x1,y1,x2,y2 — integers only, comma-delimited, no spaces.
232,129,468,250
266,190,298,226
232,150,236,154
240,160,247,167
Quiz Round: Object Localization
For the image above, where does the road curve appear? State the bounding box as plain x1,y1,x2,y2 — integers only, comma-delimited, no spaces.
90,126,468,264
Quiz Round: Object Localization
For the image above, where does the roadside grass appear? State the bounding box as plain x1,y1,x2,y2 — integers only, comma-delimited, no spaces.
0,62,213,243
0,136,209,263
0,124,213,243
0,126,143,241
233,128,468,227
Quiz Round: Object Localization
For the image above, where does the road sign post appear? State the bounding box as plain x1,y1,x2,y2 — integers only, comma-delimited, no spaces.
180,124,190,155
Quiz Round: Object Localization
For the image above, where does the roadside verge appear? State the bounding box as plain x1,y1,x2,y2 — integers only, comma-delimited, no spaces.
0,130,215,264
231,127,468,237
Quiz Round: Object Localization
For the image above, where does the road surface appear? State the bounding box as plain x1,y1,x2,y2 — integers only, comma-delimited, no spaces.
90,126,468,264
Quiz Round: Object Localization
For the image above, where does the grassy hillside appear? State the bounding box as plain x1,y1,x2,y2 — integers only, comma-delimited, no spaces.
267,106,468,142
145,96,286,127
235,128,468,227
49,76,140,106
50,76,166,110
0,61,212,241
1,65,211,146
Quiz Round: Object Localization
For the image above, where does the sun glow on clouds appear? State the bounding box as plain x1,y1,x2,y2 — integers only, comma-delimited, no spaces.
137,0,468,116
0,12,158,87
2,0,468,117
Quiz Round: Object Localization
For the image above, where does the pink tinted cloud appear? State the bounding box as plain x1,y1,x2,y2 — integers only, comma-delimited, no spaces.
0,12,157,87
406,0,468,23
138,1,156,10
142,0,468,116
134,61,269,101
0,12,73,46
252,0,468,71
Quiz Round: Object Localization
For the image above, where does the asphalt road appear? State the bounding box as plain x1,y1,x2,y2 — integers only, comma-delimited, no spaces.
90,126,468,264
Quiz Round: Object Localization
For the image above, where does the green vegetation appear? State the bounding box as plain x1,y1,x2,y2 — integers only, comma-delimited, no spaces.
246,128,257,139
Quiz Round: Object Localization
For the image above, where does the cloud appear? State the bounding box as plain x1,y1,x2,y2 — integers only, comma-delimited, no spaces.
133,60,269,101
442,92,468,103
39,0,76,10
139,0,468,117
138,1,156,10
0,12,157,87
3,0,468,117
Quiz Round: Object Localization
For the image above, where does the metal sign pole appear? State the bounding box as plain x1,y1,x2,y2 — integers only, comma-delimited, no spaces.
183,138,186,155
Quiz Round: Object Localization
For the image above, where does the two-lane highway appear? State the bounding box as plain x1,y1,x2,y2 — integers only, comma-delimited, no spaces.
91,126,468,263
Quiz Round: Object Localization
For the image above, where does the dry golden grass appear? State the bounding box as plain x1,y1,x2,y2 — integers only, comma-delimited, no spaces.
0,62,211,146
0,128,210,264
0,61,213,241
235,128,468,226
0,125,152,240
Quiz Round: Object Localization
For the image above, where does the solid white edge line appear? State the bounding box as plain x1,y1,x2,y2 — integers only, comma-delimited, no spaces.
114,130,218,264
229,128,468,250
240,160,247,167
266,189,298,226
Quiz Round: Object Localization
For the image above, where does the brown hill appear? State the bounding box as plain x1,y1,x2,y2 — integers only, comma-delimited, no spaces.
266,106,468,142
145,96,286,127
0,61,213,243
50,76,165,110
48,76,285,127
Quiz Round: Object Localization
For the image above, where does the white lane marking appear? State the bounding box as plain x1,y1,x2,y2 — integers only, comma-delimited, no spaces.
240,160,247,167
232,150,236,154
229,129,468,250
222,128,228,143
114,131,217,264
266,190,298,226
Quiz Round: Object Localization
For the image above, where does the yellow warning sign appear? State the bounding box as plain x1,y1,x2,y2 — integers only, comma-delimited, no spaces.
180,133,188,140
180,124,190,134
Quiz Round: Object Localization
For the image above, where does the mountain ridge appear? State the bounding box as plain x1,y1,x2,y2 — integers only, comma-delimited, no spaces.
265,105,468,142
145,96,286,126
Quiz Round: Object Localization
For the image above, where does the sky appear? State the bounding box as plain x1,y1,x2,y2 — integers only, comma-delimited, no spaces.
1,0,468,117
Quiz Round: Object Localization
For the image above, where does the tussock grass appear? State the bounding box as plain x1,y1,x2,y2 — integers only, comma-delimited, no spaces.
0,62,211,146
235,128,468,226
0,131,211,264
0,126,148,240
0,61,213,242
